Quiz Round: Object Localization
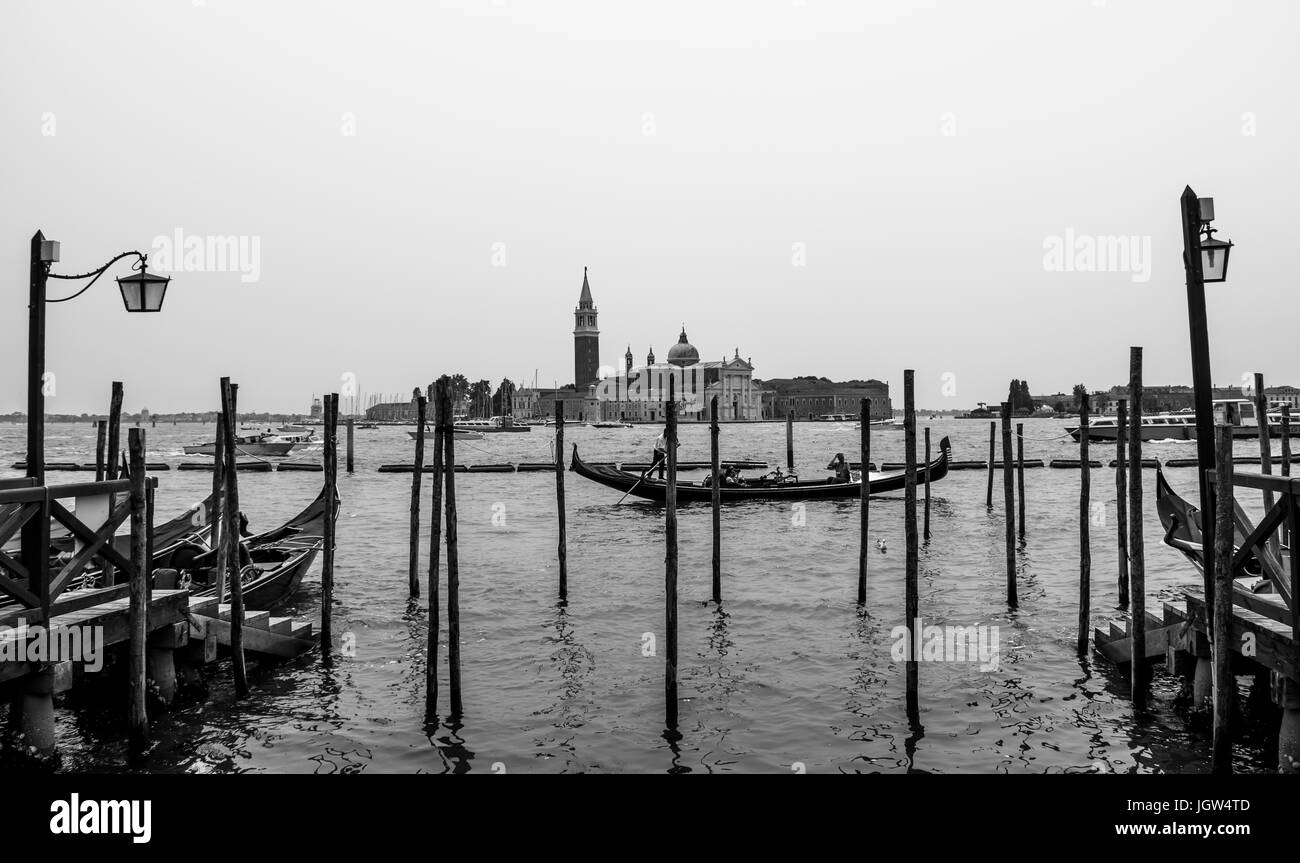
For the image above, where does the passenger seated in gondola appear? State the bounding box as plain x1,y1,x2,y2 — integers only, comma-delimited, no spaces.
826,453,853,483
724,465,742,486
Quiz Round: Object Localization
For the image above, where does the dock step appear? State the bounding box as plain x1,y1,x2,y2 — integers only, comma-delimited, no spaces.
187,603,316,658
1093,613,1180,665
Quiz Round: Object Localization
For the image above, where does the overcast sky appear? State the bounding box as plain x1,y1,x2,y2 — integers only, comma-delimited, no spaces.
2,0,1297,414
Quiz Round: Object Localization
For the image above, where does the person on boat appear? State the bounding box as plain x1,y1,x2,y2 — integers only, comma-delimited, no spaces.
724,465,742,486
827,453,853,483
236,511,254,571
650,428,671,479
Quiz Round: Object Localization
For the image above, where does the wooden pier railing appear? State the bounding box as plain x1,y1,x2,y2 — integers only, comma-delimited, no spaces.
1206,468,1300,634
0,476,157,624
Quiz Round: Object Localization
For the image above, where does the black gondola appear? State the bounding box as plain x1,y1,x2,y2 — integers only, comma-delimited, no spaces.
159,485,336,609
570,437,951,503
1154,466,1289,609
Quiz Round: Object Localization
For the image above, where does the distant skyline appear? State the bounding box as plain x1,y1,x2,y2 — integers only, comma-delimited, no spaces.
4,1,1299,415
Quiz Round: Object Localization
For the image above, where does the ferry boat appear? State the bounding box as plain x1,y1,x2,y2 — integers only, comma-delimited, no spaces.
1067,401,1288,442
455,415,531,434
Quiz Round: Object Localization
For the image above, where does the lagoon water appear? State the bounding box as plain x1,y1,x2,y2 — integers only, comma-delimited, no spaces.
0,418,1280,773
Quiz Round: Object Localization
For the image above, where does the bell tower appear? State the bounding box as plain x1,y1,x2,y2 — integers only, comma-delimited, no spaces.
573,267,600,390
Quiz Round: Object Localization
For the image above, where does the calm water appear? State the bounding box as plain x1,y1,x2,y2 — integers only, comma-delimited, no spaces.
0,418,1282,773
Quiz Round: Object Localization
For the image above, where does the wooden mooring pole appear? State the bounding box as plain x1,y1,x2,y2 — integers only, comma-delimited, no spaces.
904,371,919,717
986,421,995,508
1211,423,1234,774
1284,405,1293,478
128,427,148,756
105,381,123,586
1015,422,1025,540
1001,403,1016,605
427,378,447,714
710,395,721,604
924,426,932,541
786,412,794,473
1284,405,1293,550
665,377,679,729
1254,373,1276,560
444,388,462,717
1115,400,1129,609
321,394,337,657
1077,393,1090,652
221,379,248,697
212,419,227,605
858,397,870,605
95,420,107,482
346,417,355,474
409,393,426,599
1129,347,1147,704
108,381,123,479
555,401,567,603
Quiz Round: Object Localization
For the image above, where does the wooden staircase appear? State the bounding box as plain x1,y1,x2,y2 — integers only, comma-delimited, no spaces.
186,595,316,659
1093,605,1185,665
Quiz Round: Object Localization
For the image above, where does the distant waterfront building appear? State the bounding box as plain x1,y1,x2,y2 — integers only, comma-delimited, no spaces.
1104,384,1195,415
1265,385,1300,409
593,329,762,422
310,397,323,420
763,377,892,420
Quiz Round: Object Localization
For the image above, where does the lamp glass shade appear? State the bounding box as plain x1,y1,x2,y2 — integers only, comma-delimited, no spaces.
117,270,170,312
1200,237,1232,283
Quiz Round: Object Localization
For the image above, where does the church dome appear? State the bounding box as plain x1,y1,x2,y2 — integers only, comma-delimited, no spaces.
667,328,699,367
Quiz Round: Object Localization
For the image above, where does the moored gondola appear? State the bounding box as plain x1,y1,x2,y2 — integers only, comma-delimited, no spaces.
1154,466,1287,607
570,437,951,502
158,485,336,609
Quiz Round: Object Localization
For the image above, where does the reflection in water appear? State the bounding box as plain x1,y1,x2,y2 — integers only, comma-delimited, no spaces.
533,602,596,772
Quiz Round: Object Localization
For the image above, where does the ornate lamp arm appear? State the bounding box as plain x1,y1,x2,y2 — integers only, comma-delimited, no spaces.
45,250,148,303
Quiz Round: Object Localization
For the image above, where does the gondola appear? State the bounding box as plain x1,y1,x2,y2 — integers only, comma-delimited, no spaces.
570,437,951,502
157,485,336,609
1154,466,1288,608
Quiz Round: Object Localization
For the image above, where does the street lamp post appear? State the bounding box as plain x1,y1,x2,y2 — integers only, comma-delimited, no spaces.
1179,188,1234,613
22,230,169,618
26,231,170,483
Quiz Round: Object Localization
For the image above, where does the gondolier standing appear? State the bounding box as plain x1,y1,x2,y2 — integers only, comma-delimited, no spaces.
651,426,671,479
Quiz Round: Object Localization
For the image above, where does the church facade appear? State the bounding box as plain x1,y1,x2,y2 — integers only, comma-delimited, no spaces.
594,329,763,422
534,270,762,422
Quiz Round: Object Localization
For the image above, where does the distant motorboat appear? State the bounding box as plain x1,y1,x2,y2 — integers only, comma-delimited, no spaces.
591,421,634,429
408,427,485,441
455,415,531,433
184,432,296,457
1067,401,1289,442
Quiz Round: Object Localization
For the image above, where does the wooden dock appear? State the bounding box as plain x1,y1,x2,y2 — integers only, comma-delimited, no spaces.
1094,463,1300,771
0,473,316,759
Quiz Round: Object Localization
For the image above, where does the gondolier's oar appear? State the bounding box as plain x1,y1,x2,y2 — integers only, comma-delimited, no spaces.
616,463,658,505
